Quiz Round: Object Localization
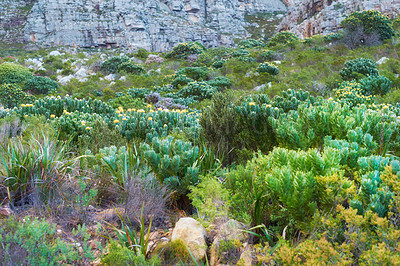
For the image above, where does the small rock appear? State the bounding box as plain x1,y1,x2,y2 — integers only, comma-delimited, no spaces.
0,205,13,217
254,84,266,92
119,76,126,81
171,217,207,262
75,68,88,78
238,244,253,265
104,74,116,81
273,60,281,64
49,50,62,57
377,57,389,65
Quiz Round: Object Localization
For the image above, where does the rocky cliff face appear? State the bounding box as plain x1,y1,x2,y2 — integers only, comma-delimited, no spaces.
0,0,286,51
279,0,400,37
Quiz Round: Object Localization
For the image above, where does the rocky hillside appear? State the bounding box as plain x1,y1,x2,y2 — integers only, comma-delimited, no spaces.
280,0,400,37
0,0,286,51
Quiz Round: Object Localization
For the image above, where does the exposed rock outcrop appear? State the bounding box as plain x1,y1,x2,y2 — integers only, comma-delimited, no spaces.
171,217,207,261
0,0,286,51
279,0,400,38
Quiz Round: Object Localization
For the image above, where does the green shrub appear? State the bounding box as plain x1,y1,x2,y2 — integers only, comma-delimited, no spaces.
189,175,231,226
231,49,250,58
109,94,147,110
178,81,217,101
135,48,150,60
212,60,226,69
127,87,151,99
268,31,298,47
23,76,59,95
176,67,209,81
0,83,33,108
360,75,392,96
165,41,206,59
323,32,344,42
340,58,378,80
0,131,70,204
101,55,130,73
141,136,200,195
341,10,394,41
102,242,160,266
238,39,265,49
118,61,145,75
334,81,375,107
257,62,279,75
261,50,277,61
0,217,97,265
207,76,232,90
235,94,279,153
200,91,243,164
171,74,194,88
156,240,191,265
0,62,33,84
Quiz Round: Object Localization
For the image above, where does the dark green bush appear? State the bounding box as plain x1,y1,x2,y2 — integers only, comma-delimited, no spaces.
0,63,33,84
127,87,151,99
360,74,392,96
200,91,243,164
23,76,59,95
257,62,279,75
118,61,145,75
165,41,206,59
268,31,298,47
238,39,265,49
101,55,130,73
341,10,394,41
171,74,194,88
340,58,378,80
0,83,33,108
135,48,150,60
207,76,232,90
261,50,277,61
231,49,250,58
176,67,209,81
178,81,216,101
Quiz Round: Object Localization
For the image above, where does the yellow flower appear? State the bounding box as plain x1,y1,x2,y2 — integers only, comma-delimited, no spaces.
50,114,56,118
86,127,91,130
383,105,389,110
147,104,152,108
21,104,26,107
81,121,86,125
148,117,153,121
114,119,120,123
122,117,127,121
118,114,123,117
249,102,256,106
163,124,168,127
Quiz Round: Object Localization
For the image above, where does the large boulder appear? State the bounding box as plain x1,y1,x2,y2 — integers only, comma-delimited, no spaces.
171,217,207,261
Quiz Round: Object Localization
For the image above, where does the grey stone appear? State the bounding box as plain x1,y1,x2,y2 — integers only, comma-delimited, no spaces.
0,0,286,51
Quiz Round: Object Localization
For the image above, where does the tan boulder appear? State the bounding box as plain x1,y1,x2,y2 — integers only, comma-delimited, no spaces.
171,217,207,261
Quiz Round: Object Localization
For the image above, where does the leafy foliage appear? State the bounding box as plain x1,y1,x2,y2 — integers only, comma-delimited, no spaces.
0,62,33,84
268,31,298,47
341,10,394,41
257,62,279,75
23,76,59,95
101,55,130,73
141,136,200,195
165,42,206,59
340,58,378,80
